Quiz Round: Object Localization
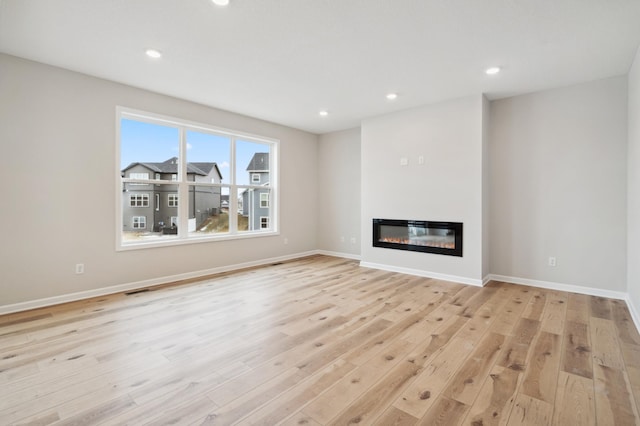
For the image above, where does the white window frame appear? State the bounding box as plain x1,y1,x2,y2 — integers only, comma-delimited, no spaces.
251,173,260,183
168,193,178,207
132,216,146,229
129,193,149,207
155,194,160,211
116,107,279,251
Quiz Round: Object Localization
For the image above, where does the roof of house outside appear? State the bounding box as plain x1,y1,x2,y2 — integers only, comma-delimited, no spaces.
246,153,269,172
122,157,222,178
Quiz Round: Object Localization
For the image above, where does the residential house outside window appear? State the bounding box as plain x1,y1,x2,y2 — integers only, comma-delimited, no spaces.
239,149,272,232
117,107,278,250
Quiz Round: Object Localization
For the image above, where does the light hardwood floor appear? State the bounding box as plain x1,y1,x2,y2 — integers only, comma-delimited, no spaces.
1,255,639,425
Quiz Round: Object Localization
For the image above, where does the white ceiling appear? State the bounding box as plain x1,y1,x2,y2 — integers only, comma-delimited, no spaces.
1,0,640,134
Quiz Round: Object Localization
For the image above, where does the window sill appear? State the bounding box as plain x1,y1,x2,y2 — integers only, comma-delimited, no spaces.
116,229,280,251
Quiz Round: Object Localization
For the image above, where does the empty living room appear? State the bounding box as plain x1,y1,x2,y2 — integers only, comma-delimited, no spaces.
1,0,640,425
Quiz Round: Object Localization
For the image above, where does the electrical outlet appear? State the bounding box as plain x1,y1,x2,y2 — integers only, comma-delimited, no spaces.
283,237,288,245
75,263,85,274
418,155,425,165
548,257,556,267
340,236,345,243
350,237,356,244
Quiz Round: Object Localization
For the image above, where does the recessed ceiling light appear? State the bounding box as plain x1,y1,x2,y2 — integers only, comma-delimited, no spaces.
211,0,230,6
485,67,501,75
319,110,329,117
386,93,398,100
145,49,162,59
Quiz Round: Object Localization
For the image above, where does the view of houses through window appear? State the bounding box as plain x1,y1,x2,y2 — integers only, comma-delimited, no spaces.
118,110,277,248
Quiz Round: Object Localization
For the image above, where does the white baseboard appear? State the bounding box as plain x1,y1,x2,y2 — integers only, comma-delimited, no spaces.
625,295,640,336
315,250,361,261
359,261,483,287
487,274,628,300
0,250,319,316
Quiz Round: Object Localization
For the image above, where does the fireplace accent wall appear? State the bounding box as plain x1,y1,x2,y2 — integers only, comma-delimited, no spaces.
373,219,463,257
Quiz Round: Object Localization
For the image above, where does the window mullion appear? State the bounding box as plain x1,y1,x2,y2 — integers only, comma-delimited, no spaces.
178,127,189,238
229,137,238,235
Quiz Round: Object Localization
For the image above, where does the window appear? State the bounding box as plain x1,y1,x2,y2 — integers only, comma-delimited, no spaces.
260,216,269,229
260,192,269,208
132,216,146,229
129,194,149,207
118,107,278,249
130,173,149,180
129,172,149,185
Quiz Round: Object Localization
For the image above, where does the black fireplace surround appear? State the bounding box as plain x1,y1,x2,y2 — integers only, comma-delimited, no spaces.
373,218,463,257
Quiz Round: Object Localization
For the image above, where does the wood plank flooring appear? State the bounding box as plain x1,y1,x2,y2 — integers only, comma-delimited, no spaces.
1,255,639,425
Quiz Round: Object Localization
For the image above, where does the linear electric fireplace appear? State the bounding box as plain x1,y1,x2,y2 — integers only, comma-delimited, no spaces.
373,218,463,257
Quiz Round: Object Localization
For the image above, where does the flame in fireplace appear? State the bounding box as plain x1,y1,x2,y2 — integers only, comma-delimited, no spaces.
379,237,455,249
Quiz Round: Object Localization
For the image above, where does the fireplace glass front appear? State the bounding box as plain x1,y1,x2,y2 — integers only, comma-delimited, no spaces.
373,219,463,257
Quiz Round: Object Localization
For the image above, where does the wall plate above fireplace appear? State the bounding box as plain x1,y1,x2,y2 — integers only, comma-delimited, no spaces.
372,218,463,257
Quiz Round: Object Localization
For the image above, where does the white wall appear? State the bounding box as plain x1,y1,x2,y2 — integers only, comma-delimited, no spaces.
360,95,485,284
629,46,640,318
0,54,318,309
317,128,361,257
482,95,491,280
490,76,628,293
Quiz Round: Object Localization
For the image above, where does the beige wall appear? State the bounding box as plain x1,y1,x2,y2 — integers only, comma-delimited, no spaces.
0,54,318,308
490,76,628,292
317,128,361,257
360,95,486,283
629,46,640,316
